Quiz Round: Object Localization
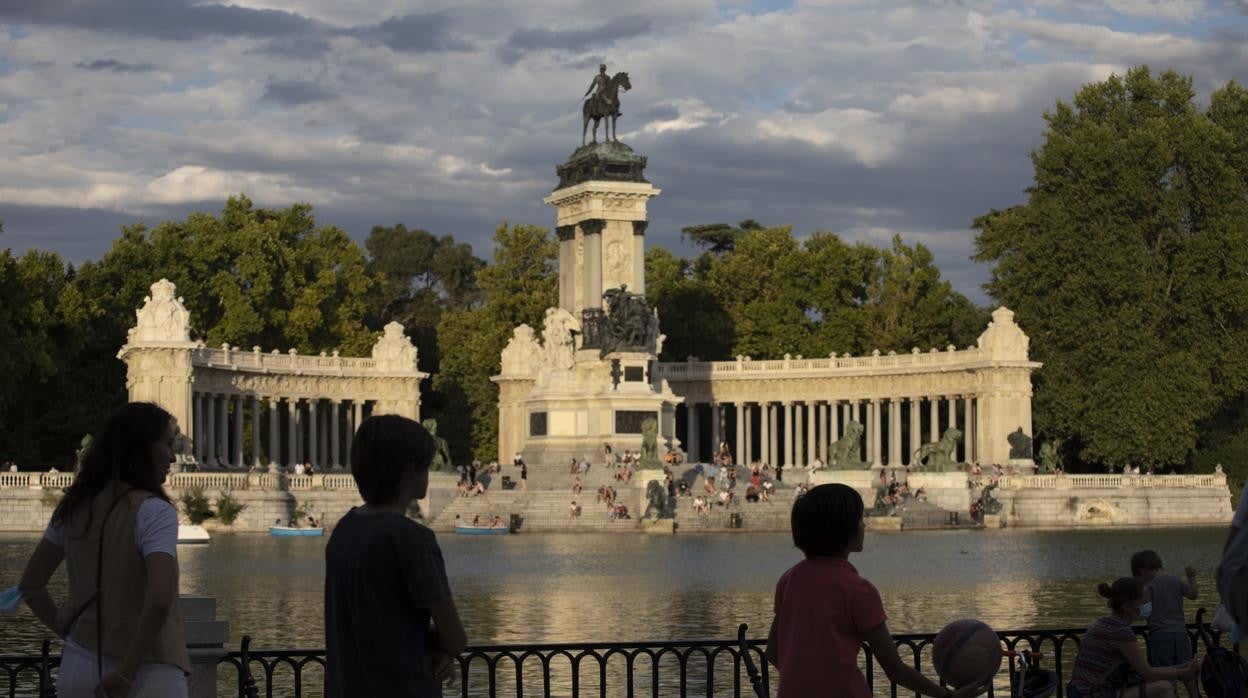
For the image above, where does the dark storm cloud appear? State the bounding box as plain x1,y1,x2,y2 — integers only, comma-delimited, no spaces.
75,59,156,72
0,205,145,264
499,15,652,64
0,0,323,41
261,79,335,106
341,13,472,53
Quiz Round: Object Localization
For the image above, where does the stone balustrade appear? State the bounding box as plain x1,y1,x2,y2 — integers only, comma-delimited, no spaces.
0,471,363,492
654,345,999,379
995,473,1226,490
191,346,379,375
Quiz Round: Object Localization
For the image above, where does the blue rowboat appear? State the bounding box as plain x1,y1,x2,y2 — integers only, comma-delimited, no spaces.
455,524,511,535
269,526,324,537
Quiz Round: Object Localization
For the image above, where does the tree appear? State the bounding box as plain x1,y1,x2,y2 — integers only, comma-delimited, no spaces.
1,196,381,467
973,67,1248,469
363,224,485,424
860,235,989,353
433,223,557,461
644,247,733,361
680,219,765,256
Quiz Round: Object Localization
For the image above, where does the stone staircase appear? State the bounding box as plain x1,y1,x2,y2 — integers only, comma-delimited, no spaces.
430,461,805,533
430,490,638,532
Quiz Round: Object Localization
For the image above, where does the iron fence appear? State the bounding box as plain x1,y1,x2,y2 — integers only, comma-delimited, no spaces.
2,616,1237,698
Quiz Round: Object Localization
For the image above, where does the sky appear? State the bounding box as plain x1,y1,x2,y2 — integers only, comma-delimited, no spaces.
1,0,1246,305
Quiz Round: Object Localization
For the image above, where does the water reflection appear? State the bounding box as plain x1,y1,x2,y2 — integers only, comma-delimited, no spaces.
0,527,1227,656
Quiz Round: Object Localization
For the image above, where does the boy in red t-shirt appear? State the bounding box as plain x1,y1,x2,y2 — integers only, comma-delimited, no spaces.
766,484,990,698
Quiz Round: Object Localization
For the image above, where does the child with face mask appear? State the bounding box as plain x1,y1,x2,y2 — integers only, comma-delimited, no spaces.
1132,550,1200,697
1066,577,1201,697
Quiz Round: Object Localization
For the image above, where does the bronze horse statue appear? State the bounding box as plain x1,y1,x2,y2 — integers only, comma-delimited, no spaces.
582,71,631,145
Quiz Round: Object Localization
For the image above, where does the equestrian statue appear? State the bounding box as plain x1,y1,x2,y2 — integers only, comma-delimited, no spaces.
582,64,632,145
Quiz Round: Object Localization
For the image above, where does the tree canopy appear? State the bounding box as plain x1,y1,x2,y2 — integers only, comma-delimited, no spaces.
973,66,1248,472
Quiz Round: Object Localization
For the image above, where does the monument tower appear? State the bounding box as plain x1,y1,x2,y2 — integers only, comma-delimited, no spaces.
493,66,681,466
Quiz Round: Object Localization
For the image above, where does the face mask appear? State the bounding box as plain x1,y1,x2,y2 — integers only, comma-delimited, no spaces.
1138,601,1153,619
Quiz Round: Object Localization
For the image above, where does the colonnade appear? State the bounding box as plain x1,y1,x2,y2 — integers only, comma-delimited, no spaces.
679,396,980,468
191,392,374,470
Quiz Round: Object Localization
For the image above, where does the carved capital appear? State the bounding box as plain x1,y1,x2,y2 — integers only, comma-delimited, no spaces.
632,220,648,236
580,219,606,236
556,225,576,241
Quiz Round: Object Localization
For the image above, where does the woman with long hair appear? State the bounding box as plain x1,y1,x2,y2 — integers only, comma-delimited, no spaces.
19,402,189,697
1067,577,1201,697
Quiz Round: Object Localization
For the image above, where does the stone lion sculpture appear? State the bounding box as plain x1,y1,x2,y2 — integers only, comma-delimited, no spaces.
642,479,669,520
914,428,962,471
828,421,866,470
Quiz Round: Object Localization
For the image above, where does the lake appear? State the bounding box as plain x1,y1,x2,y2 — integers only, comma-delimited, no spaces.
0,526,1228,656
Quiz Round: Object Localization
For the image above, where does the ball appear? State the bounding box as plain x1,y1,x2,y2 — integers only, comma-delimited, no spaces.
931,619,1003,688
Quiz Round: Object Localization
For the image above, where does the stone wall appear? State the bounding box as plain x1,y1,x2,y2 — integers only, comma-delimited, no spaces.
0,474,460,533
815,469,1233,528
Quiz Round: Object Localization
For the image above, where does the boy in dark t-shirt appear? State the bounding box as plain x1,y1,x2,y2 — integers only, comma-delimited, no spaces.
325,415,467,697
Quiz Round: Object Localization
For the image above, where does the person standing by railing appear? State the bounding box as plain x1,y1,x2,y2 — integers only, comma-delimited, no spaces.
1066,578,1201,697
324,415,465,697
766,484,990,698
17,402,190,697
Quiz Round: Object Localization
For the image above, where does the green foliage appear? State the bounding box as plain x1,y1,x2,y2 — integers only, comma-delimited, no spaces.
433,223,557,461
647,225,983,362
679,219,763,255
180,487,214,525
214,491,247,525
973,67,1248,469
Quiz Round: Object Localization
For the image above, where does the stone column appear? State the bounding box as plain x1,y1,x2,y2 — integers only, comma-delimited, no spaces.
948,395,959,461
806,401,817,466
930,397,940,444
232,395,244,469
581,219,604,311
768,404,779,468
250,396,261,468
345,400,357,465
784,402,795,468
965,396,976,464
632,222,647,296
556,225,575,312
735,403,745,465
318,401,328,470
710,403,721,457
853,401,864,461
829,400,839,445
759,402,770,468
888,398,901,467
793,403,805,468
331,400,341,469
191,392,202,464
308,400,319,469
686,403,700,463
268,397,279,472
744,403,754,464
203,394,214,466
908,396,922,466
217,394,228,467
871,399,883,468
818,402,828,466
287,399,298,469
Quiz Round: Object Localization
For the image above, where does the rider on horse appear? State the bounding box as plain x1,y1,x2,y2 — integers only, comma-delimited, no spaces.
584,64,618,117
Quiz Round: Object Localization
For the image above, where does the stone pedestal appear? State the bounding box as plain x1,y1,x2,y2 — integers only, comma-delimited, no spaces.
495,142,671,467
643,519,676,534
180,595,229,698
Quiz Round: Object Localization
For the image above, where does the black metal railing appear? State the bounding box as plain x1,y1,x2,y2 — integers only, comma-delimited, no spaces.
2,616,1238,698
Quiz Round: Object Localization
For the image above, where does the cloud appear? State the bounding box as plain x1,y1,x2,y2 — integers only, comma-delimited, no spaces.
75,58,156,72
261,79,335,106
0,0,323,41
1,0,1246,307
341,13,471,53
500,15,652,64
